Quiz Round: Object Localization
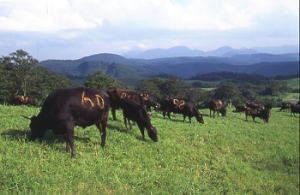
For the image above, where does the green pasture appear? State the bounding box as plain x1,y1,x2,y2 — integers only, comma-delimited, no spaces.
286,78,300,89
0,105,299,194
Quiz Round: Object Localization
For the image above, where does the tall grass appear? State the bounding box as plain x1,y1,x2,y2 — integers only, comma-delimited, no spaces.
0,105,299,194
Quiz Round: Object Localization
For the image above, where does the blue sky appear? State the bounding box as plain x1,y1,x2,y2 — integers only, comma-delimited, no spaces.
0,0,299,60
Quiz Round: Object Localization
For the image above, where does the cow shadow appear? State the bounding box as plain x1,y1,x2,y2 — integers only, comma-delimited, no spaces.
107,124,153,142
0,129,31,141
107,124,130,133
0,129,90,144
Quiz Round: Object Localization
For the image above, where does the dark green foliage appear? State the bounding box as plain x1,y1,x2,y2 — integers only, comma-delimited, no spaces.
136,78,163,97
191,72,270,84
136,77,210,105
0,50,71,104
213,82,243,105
84,71,123,91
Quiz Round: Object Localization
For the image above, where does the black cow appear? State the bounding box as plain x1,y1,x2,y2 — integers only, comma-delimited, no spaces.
120,99,158,141
279,102,293,112
246,101,264,110
245,105,272,123
233,105,247,113
13,95,37,106
24,87,110,157
291,104,300,116
140,93,159,111
107,87,145,120
209,99,227,118
159,97,204,123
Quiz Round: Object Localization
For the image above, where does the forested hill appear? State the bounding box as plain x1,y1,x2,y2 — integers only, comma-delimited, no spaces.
39,52,299,79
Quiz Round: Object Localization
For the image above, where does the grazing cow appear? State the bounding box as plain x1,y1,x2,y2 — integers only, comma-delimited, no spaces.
233,105,247,113
245,105,272,123
290,104,300,116
120,99,158,141
209,99,227,118
13,95,37,106
279,102,293,112
107,87,145,120
246,101,264,110
140,93,159,111
159,97,204,123
23,87,110,158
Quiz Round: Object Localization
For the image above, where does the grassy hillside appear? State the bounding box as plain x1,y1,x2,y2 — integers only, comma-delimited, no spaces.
0,105,299,194
287,78,300,89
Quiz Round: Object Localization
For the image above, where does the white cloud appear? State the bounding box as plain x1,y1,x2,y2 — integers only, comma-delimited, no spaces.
0,0,96,32
0,0,298,33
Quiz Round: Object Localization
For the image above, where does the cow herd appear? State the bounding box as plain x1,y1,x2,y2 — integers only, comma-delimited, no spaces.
14,87,299,157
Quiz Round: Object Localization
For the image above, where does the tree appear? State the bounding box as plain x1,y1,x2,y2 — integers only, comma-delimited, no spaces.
159,78,188,98
2,49,38,96
84,71,123,90
0,50,71,104
214,82,242,105
136,78,164,98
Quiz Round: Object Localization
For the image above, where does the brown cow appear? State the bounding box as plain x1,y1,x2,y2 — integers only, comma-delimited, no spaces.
120,98,158,141
13,95,37,106
290,104,300,116
140,93,159,111
233,105,247,113
245,104,272,123
107,87,145,120
246,101,264,110
209,99,227,118
159,97,204,123
23,87,110,158
279,102,293,112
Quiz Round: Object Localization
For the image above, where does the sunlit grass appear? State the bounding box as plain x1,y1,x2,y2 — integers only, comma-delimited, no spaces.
0,105,299,194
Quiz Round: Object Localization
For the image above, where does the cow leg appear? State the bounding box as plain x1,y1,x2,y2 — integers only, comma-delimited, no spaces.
189,116,192,123
112,108,117,120
65,125,75,158
124,115,128,129
64,135,70,153
209,109,211,117
162,111,166,119
137,123,145,140
183,115,186,122
128,120,132,130
98,119,107,147
167,112,171,120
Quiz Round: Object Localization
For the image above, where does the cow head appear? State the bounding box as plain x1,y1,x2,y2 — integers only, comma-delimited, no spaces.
23,116,46,140
147,126,158,142
220,106,227,116
196,112,204,124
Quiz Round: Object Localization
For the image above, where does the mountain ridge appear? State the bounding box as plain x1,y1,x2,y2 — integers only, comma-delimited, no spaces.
123,45,299,59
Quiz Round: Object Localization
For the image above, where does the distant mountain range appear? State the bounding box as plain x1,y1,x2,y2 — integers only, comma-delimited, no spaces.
39,49,299,84
123,45,299,59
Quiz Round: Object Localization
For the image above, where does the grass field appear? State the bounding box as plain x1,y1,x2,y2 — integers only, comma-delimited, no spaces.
0,105,299,194
286,78,300,90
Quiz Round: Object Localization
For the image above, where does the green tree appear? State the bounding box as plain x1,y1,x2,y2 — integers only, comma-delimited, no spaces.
0,50,71,104
136,78,164,98
3,50,38,96
28,67,71,103
84,71,123,90
159,78,188,98
214,82,242,105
